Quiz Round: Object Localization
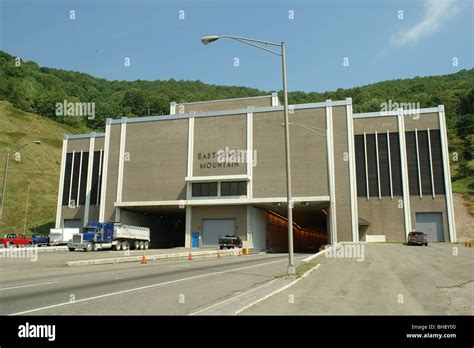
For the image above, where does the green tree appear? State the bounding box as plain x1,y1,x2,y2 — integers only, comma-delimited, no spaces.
121,89,146,116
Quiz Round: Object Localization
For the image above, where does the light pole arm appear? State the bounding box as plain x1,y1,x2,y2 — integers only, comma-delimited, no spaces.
230,38,282,56
219,35,280,47
220,35,282,56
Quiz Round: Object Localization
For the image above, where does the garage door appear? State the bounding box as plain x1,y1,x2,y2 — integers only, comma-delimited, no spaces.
202,219,235,246
415,213,444,241
64,219,82,228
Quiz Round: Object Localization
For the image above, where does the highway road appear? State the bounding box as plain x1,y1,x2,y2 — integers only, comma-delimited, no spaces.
0,251,308,315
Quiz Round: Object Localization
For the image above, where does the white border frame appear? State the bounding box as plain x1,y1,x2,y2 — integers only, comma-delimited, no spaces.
326,102,337,244
55,137,68,228
346,99,359,242
398,108,412,237
99,123,111,221
354,107,439,119
83,134,95,226
438,105,456,242
115,118,127,221
246,109,254,199
115,195,330,208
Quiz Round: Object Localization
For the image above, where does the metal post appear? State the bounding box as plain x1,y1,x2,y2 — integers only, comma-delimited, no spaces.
281,42,295,274
201,35,295,274
23,184,30,234
0,152,10,219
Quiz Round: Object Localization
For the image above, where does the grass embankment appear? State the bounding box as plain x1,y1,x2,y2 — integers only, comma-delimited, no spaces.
0,101,79,235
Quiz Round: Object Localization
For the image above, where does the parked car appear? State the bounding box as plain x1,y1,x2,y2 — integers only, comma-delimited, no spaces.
0,234,33,248
218,235,243,249
408,231,428,246
31,234,50,246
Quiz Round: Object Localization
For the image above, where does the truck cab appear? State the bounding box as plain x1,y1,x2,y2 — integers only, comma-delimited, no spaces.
68,222,114,252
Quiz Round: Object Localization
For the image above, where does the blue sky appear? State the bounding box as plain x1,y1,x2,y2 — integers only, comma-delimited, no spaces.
1,0,473,92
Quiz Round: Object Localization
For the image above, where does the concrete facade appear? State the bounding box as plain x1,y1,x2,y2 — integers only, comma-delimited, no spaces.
55,96,457,249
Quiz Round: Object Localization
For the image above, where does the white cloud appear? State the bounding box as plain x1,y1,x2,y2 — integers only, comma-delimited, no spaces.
392,0,461,47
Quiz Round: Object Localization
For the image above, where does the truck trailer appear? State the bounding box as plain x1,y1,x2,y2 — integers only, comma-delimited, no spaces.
49,228,78,246
68,222,150,252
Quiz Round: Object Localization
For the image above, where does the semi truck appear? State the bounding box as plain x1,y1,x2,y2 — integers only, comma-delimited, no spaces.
49,228,78,246
68,222,150,252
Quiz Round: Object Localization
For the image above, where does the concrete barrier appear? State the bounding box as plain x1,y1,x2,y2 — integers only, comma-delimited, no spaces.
67,248,255,267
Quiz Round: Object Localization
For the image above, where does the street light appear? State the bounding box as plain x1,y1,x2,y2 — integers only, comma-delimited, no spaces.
0,140,41,219
201,34,295,274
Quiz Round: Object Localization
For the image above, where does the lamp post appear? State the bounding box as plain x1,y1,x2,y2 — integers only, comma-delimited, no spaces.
0,140,41,219
201,35,295,274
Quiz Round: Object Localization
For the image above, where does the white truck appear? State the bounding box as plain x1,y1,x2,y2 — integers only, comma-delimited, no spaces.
68,222,151,251
49,228,79,246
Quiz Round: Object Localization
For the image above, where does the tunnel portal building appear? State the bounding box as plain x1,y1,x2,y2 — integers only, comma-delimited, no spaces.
55,94,456,250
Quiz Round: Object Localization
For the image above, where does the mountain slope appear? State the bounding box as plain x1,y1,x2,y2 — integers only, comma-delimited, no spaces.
0,100,78,235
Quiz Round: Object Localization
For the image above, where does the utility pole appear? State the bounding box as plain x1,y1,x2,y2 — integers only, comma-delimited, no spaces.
23,183,30,235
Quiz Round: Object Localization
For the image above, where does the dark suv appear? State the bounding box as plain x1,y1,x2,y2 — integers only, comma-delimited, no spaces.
408,232,428,246
218,235,243,249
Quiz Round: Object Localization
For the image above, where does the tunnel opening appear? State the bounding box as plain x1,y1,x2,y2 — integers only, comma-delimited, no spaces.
263,202,328,253
119,207,185,249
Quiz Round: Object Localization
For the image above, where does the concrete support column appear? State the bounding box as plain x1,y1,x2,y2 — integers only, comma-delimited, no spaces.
83,133,95,226
185,205,192,248
55,137,68,228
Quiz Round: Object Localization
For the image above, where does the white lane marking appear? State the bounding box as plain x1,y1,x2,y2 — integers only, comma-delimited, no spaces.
0,280,60,291
189,279,278,315
10,257,289,315
234,263,321,315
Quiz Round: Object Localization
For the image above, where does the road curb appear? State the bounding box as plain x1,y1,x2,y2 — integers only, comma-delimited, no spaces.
234,263,321,315
301,242,341,263
67,249,257,266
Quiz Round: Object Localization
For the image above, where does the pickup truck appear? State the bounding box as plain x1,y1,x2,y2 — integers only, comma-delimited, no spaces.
0,234,33,248
31,234,50,246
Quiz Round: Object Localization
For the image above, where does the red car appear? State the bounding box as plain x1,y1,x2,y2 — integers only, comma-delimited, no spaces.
407,231,428,246
0,233,33,248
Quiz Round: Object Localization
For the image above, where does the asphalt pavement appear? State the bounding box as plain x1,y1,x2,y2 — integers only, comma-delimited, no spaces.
241,243,474,315
0,251,308,315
